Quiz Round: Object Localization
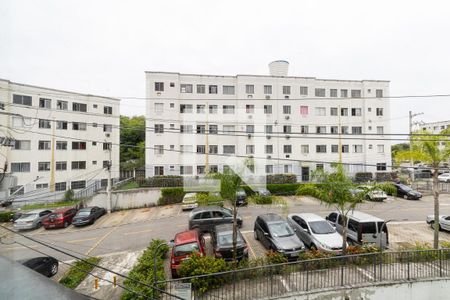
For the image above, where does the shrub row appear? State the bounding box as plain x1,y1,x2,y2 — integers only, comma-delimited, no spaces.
59,257,101,289
0,211,14,222
121,239,169,300
248,194,273,204
140,176,184,187
157,187,185,205
266,174,297,184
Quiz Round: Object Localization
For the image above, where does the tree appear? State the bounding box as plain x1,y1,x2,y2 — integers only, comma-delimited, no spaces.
391,143,410,166
395,129,450,249
120,116,145,170
298,164,365,255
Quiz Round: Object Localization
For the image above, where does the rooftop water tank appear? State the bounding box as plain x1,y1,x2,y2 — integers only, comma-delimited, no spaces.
268,60,289,76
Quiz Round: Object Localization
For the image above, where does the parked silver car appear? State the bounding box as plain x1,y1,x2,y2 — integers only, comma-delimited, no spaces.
426,215,450,231
287,213,344,253
13,209,52,230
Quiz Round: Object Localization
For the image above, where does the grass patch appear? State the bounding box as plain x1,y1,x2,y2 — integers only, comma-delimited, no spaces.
115,181,140,191
59,257,101,289
21,200,80,210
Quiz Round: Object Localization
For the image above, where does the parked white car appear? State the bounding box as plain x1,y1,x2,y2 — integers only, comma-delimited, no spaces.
438,173,450,183
181,193,198,211
287,213,344,253
357,185,387,201
426,215,450,231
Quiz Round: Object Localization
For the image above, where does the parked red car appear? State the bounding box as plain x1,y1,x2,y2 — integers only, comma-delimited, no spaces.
170,230,205,278
42,208,78,229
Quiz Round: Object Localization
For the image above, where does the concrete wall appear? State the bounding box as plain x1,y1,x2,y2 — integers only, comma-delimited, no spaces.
87,188,162,210
282,279,450,300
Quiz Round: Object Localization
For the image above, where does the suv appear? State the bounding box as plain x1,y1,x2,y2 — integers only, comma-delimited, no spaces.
211,224,249,261
188,206,242,233
43,207,78,229
326,211,388,249
254,213,305,259
170,230,206,278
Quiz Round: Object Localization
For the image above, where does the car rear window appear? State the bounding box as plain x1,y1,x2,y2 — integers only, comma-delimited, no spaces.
361,222,377,234
173,242,199,257
20,213,37,219
217,231,244,246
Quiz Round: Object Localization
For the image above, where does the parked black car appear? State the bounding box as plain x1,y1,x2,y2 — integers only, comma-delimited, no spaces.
188,206,242,233
254,213,305,259
72,206,106,226
392,183,422,200
235,189,248,206
211,224,249,261
21,256,58,277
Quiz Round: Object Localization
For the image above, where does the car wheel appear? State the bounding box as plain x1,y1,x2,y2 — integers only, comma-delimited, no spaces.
63,221,69,228
50,263,58,276
254,230,259,241
90,218,95,225
431,222,442,231
37,222,42,228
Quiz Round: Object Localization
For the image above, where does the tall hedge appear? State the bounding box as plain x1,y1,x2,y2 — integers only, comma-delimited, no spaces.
158,188,185,205
266,174,297,184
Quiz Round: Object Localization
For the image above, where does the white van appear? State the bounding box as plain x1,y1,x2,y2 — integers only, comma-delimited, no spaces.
326,211,388,249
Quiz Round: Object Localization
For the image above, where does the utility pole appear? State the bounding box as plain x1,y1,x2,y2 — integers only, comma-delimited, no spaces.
205,102,209,174
106,145,112,213
409,111,424,181
338,105,342,163
50,117,56,192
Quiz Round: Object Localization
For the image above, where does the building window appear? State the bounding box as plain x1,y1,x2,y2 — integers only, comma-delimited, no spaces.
331,145,339,153
284,145,292,153
316,126,326,134
39,119,51,129
330,126,338,134
209,125,218,134
246,125,255,134
315,107,326,116
196,145,206,154
223,145,235,154
103,142,112,150
352,126,362,134
223,125,235,134
283,164,292,173
316,145,327,153
223,86,235,95
72,122,87,131
154,103,164,114
55,182,67,191
377,144,385,153
11,162,30,173
197,85,206,94
353,145,363,153
246,104,255,114
264,105,272,114
155,82,164,91
13,140,31,150
56,121,68,130
180,145,193,153
264,85,272,94
223,105,235,114
342,145,349,153
209,85,218,94
103,124,112,132
180,104,193,113
104,106,113,114
194,104,205,114
93,104,98,109
155,124,164,133
283,105,291,114
341,108,348,116
376,89,383,98
265,125,273,134
57,100,68,110
376,163,387,171
196,125,206,134
38,140,51,150
330,89,338,97
351,108,362,116
154,145,164,155
11,117,28,128
71,180,86,189
315,88,326,97
265,165,274,174
209,165,218,173
340,89,348,98
330,107,338,116
282,86,291,95
72,102,87,112
71,161,86,170
154,166,164,176
180,84,193,93
72,142,87,150
39,98,51,109
301,145,309,154
300,86,308,95
301,126,309,134
38,162,51,171
341,126,349,134
246,145,254,154
300,106,309,116
180,166,193,175
377,126,384,134
283,125,291,134
245,85,254,94
265,145,273,154
13,94,32,106
36,183,49,189
351,90,362,98
209,145,218,154
376,108,384,116
209,105,218,114
56,141,67,150
56,161,67,171
316,164,324,171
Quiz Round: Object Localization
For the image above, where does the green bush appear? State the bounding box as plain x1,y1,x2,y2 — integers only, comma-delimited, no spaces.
60,257,101,289
158,187,185,205
121,239,169,300
0,211,14,222
296,183,324,200
267,183,300,195
266,174,297,184
64,189,74,202
196,193,223,207
141,176,184,187
354,172,373,183
375,172,393,182
248,194,273,204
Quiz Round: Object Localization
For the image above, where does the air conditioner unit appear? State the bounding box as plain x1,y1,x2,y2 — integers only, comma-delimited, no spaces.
286,155,290,158
247,95,253,99
267,155,271,159
267,135,271,139
285,116,290,120
247,134,252,139
105,133,111,137
265,95,271,100
285,135,290,139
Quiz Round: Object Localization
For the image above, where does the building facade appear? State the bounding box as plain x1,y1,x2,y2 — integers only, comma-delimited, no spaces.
145,61,391,180
0,79,120,201
419,121,450,133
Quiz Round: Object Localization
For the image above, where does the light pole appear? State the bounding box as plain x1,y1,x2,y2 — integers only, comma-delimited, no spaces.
378,218,408,253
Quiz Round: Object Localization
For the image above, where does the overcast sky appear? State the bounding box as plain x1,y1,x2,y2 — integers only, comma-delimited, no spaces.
1,0,450,137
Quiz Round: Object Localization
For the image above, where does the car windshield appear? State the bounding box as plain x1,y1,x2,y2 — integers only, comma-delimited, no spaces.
309,221,336,234
399,184,412,192
173,242,199,257
217,231,243,246
269,222,294,237
19,213,37,219
49,213,63,218
77,210,91,216
236,191,246,196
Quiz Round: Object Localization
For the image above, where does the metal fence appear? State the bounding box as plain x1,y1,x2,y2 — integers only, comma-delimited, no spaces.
411,181,450,192
160,249,450,299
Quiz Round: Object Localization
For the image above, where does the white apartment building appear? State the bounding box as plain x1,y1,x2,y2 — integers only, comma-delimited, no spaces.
0,79,120,201
145,61,391,181
419,121,450,133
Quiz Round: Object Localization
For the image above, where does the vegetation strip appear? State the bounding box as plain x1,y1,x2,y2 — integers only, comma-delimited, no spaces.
59,257,101,289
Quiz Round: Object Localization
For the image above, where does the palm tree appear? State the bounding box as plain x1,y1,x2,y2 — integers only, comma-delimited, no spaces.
395,129,450,249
